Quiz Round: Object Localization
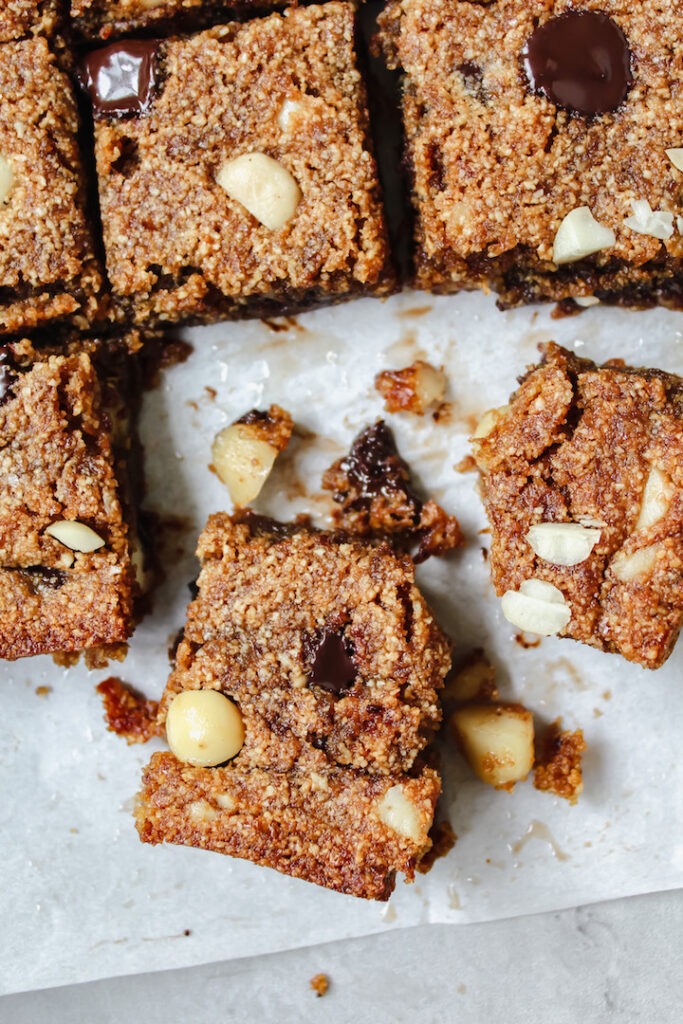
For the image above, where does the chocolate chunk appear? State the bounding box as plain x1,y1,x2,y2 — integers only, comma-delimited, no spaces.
80,40,159,118
524,12,632,116
343,420,420,504
310,630,356,694
0,362,16,406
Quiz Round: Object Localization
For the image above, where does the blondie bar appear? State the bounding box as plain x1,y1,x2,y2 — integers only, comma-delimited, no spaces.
473,343,683,668
378,0,683,311
0,37,105,333
0,338,139,659
135,511,450,897
81,3,393,326
0,1,61,42
70,0,282,40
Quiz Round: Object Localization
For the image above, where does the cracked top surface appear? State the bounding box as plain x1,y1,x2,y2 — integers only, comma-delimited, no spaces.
70,0,280,40
159,512,452,773
379,0,683,281
90,3,390,319
473,343,683,668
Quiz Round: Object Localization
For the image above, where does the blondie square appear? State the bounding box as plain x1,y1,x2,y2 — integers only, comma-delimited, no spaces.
0,340,138,659
160,512,451,772
473,343,683,668
378,0,683,311
0,37,105,334
135,511,449,898
81,3,393,326
70,0,283,41
0,1,61,42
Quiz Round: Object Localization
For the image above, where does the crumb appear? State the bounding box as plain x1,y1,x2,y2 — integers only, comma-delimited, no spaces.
515,633,542,649
442,649,498,704
375,360,446,415
35,685,52,698
533,721,586,804
84,643,128,670
455,455,477,473
416,821,457,873
309,973,329,997
52,651,80,668
96,677,161,744
205,386,217,400
432,401,453,424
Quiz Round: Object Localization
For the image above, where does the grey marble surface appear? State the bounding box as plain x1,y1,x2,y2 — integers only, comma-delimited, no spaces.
5,888,682,1023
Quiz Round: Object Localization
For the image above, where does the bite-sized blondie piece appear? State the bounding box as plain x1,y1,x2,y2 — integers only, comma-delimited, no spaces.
378,0,683,311
137,745,440,901
473,343,683,668
136,511,448,898
80,3,393,326
70,0,283,41
160,511,452,772
0,1,61,42
0,38,105,334
0,338,140,659
323,421,463,562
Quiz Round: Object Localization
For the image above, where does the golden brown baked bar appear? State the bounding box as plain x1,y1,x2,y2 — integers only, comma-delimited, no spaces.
136,511,449,898
160,512,451,773
81,3,394,326
0,37,106,333
378,0,683,311
473,343,683,668
0,339,139,659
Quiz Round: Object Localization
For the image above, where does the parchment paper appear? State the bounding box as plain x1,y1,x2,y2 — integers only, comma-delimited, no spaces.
3,290,683,995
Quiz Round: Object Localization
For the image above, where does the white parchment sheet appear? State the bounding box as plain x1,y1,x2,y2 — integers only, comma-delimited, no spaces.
3,290,683,995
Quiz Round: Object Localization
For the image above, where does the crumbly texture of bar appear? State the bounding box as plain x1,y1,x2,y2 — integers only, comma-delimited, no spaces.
473,343,683,668
70,0,282,40
92,3,393,326
533,721,585,804
159,512,452,773
378,0,683,310
323,421,463,562
136,747,441,900
0,346,136,659
0,38,105,333
0,1,61,41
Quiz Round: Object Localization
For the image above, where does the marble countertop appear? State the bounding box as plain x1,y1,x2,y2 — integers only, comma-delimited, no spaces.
5,887,682,1023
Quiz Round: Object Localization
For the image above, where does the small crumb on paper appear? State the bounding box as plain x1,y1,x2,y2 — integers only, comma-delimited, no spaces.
534,721,586,804
309,973,329,997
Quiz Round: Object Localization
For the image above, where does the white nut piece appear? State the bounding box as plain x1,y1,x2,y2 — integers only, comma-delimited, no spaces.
450,703,535,790
277,98,303,132
635,465,674,532
526,522,601,566
574,295,600,308
624,199,674,241
212,424,279,507
442,654,497,704
472,404,510,439
501,578,571,636
166,690,245,767
611,543,661,583
44,520,105,553
216,152,301,231
552,207,616,265
666,148,683,173
0,155,13,204
375,785,421,841
412,361,446,411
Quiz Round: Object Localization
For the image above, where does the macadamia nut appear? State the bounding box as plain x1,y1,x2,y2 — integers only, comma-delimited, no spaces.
450,703,535,790
552,207,615,264
217,152,301,231
44,520,105,553
166,690,245,767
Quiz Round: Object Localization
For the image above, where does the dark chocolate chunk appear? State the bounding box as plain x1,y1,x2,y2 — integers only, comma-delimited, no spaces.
80,40,159,118
310,630,356,694
21,567,67,593
342,420,420,504
524,12,632,116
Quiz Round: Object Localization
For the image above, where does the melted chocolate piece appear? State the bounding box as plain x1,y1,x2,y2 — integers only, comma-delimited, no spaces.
309,630,356,695
342,420,420,504
80,40,160,118
524,12,632,116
